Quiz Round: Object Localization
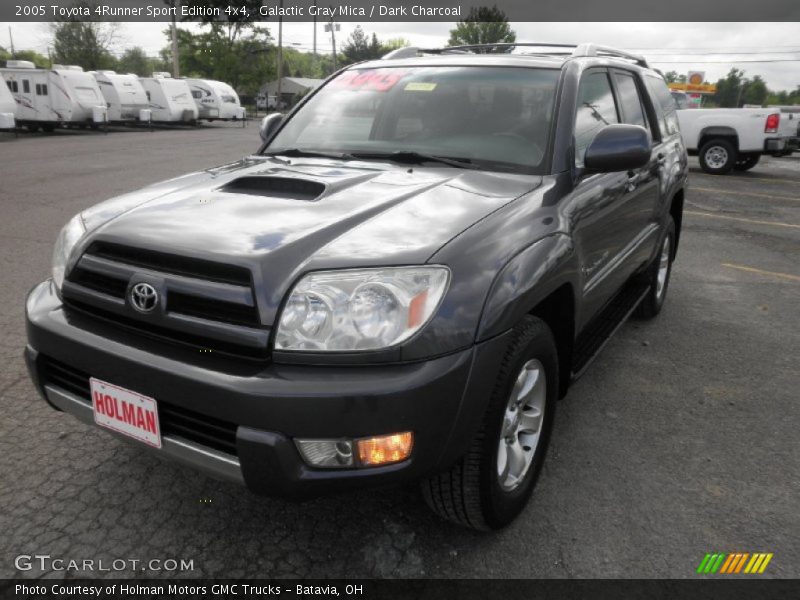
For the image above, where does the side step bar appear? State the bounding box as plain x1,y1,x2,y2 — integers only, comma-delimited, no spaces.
571,281,650,380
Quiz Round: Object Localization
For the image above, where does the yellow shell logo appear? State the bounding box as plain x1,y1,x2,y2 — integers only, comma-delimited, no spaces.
689,73,704,85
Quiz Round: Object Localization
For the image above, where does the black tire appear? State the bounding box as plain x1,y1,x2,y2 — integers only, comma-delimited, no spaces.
41,124,56,133
733,154,760,171
699,138,737,175
421,316,558,530
635,216,676,319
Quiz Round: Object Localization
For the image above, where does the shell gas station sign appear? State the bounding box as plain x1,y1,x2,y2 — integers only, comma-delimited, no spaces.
668,71,718,95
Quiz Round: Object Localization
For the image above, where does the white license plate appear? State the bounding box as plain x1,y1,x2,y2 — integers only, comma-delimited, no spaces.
90,378,162,449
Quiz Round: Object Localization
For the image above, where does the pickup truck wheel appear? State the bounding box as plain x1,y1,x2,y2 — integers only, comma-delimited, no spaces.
636,217,675,319
733,154,760,171
421,316,557,530
699,139,736,174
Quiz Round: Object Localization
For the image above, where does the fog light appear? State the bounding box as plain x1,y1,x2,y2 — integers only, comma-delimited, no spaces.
295,439,354,468
357,432,413,467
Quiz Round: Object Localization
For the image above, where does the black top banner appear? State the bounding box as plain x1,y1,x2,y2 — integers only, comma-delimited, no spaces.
3,0,800,22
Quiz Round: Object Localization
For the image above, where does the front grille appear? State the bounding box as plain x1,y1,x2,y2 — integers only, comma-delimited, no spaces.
88,241,252,286
63,242,267,360
41,356,238,455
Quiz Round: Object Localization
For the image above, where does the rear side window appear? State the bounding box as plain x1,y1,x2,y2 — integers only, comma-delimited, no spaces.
645,75,681,137
574,72,619,167
22,80,30,94
614,72,647,128
8,80,18,93
35,83,48,96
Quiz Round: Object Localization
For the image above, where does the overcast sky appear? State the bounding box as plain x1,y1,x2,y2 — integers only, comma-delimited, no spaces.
3,21,799,90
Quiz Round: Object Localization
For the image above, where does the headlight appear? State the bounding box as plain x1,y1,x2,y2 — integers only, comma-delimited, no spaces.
275,266,450,352
52,214,86,291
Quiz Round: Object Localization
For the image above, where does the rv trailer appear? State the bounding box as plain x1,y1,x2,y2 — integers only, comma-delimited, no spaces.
184,78,245,121
0,72,17,131
0,61,105,131
139,74,198,123
92,71,149,123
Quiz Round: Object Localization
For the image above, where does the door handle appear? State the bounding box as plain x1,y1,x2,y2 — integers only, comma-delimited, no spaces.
656,152,667,165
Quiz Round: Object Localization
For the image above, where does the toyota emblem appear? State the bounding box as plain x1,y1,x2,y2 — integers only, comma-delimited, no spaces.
130,282,159,313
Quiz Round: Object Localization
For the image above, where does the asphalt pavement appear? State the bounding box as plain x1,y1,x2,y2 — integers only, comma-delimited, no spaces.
0,125,797,579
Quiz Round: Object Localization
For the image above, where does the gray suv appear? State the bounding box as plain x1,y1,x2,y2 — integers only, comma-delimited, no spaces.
25,43,688,530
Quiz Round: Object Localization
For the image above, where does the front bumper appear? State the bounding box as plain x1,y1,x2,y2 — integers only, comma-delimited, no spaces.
25,280,509,498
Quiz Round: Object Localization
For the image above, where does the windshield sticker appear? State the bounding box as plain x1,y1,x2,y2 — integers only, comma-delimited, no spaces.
404,82,437,92
334,70,408,92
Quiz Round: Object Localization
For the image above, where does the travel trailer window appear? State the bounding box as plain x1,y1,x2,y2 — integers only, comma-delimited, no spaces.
222,94,237,103
8,80,18,93
191,90,202,99
22,80,30,94
36,84,48,96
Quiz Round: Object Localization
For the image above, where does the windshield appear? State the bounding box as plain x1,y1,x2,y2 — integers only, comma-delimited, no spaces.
266,66,560,173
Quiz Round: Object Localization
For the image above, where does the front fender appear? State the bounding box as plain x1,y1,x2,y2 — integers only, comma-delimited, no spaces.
477,233,578,341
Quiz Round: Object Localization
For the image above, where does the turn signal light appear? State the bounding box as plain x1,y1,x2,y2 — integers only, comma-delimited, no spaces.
765,113,780,133
357,432,413,466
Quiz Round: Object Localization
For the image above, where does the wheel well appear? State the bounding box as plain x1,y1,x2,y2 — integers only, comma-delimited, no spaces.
530,284,575,399
670,189,684,259
698,129,739,153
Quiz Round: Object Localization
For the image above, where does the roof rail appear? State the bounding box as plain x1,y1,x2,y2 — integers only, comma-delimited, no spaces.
571,43,649,68
380,42,649,68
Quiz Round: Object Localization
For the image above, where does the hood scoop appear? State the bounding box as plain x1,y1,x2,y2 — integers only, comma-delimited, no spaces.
218,176,326,201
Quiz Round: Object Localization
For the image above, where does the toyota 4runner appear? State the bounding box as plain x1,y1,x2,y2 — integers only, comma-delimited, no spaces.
25,43,688,530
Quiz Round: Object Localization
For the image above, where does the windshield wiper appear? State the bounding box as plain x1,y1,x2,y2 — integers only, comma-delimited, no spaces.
350,151,480,170
262,148,355,161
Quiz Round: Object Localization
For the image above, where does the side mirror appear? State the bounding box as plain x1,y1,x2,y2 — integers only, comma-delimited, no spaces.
259,113,283,143
584,124,651,173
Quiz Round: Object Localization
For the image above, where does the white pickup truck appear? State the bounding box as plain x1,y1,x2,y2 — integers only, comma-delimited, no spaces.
677,108,797,174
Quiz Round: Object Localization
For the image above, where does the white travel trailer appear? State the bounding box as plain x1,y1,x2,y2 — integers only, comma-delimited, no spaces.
0,72,17,130
184,78,245,121
0,61,104,130
139,74,198,123
93,70,149,122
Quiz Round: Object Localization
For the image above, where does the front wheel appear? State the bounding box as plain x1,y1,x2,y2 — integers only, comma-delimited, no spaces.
636,216,675,319
699,138,736,174
421,316,558,530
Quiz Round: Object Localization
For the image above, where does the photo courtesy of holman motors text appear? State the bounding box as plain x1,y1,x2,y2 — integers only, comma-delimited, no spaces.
0,0,798,596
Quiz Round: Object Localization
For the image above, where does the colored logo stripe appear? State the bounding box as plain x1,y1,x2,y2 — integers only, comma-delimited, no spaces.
698,552,773,574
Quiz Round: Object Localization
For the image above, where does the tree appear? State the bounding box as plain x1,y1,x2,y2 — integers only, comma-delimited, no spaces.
117,47,153,76
447,5,516,49
713,68,746,108
0,47,50,68
741,74,768,107
50,6,119,70
340,26,384,64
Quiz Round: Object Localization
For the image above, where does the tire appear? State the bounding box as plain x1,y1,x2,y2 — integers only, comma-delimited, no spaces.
421,316,558,530
635,216,675,319
733,154,760,171
699,138,737,174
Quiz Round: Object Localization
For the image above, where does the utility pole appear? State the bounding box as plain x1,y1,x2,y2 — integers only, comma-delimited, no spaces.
167,0,180,77
277,0,284,110
8,26,15,58
312,2,317,59
325,13,339,72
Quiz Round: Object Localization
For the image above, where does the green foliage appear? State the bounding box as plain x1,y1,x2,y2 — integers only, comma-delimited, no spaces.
0,47,51,68
51,21,118,70
117,47,163,77
340,26,384,64
447,5,516,49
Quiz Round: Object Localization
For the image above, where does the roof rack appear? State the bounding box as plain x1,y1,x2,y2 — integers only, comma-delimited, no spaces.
381,42,649,68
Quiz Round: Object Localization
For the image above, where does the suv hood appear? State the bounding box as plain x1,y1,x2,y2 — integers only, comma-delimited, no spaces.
82,156,542,307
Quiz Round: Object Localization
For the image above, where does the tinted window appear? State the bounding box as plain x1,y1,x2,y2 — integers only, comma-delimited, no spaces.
9,81,18,93
614,72,647,128
35,83,48,96
574,72,619,167
22,80,30,93
268,66,561,173
646,75,680,137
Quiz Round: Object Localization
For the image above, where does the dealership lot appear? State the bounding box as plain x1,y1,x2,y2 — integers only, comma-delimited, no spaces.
0,126,797,578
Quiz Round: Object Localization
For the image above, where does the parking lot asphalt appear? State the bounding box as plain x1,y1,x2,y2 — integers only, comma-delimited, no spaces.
0,125,798,579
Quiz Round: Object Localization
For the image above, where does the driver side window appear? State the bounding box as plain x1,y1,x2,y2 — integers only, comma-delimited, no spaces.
574,72,619,167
